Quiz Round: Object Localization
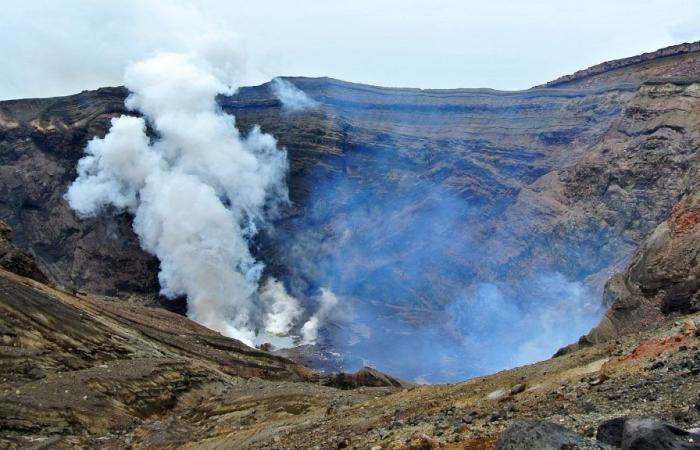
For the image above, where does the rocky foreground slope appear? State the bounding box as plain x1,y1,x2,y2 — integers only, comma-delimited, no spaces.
0,229,699,449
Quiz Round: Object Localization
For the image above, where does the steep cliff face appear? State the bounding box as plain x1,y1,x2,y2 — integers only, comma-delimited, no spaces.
491,80,700,291
585,147,700,344
227,71,700,366
0,87,159,299
227,77,634,207
224,79,639,327
0,73,638,304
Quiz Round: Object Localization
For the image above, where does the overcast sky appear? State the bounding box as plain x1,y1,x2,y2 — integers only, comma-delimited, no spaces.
2,0,700,100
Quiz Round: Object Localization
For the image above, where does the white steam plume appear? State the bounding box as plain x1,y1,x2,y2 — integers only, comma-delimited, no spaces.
301,288,339,344
65,51,310,346
271,78,318,112
260,278,303,335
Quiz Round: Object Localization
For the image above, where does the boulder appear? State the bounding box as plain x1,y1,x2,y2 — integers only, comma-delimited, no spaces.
495,420,601,450
322,367,409,390
619,417,700,450
596,417,626,446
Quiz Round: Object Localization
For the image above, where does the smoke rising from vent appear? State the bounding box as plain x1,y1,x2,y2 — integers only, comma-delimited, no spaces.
271,147,605,382
65,51,607,381
301,288,339,344
260,279,303,336
271,78,319,111
65,51,311,345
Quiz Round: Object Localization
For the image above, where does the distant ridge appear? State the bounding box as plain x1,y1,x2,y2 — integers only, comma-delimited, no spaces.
538,40,700,88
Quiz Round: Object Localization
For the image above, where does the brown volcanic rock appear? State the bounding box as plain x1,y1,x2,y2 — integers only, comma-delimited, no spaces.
631,191,700,314
0,267,315,447
486,80,700,291
586,187,700,345
0,268,403,449
0,271,312,382
545,80,700,347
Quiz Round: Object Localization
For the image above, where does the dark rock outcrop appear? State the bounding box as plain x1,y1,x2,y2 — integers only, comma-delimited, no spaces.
596,417,627,446
0,221,47,283
620,417,700,450
494,420,600,450
322,366,409,389
599,417,700,450
497,417,700,450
